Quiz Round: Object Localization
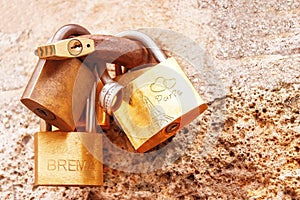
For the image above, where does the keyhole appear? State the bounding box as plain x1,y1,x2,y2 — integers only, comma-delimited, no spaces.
165,122,179,133
34,108,56,120
68,39,83,56
36,108,47,117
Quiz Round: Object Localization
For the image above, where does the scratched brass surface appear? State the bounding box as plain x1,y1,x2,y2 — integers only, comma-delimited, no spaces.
114,57,208,152
34,132,103,186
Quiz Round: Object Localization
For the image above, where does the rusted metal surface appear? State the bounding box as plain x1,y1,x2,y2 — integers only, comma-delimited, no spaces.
80,34,157,69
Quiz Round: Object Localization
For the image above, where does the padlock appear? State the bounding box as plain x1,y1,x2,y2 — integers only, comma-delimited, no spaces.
35,128,103,186
28,26,164,186
21,24,95,131
98,31,208,153
34,85,103,186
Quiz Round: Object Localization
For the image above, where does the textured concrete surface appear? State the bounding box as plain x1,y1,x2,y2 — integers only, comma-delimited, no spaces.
0,0,299,199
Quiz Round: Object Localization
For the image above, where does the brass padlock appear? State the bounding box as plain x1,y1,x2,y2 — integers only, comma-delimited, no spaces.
98,31,208,153
21,24,95,131
35,129,103,186
34,85,103,186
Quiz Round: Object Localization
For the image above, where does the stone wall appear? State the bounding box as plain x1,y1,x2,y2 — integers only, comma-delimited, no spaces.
0,0,299,199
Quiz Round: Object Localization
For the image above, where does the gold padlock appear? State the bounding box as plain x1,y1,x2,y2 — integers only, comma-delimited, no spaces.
98,31,208,153
21,24,95,131
35,122,103,186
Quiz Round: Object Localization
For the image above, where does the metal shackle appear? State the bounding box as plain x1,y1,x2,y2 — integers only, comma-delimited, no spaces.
51,24,91,42
98,31,166,115
116,30,167,63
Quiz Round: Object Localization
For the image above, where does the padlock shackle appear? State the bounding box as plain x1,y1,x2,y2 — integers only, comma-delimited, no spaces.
51,24,90,42
79,34,158,70
116,30,167,63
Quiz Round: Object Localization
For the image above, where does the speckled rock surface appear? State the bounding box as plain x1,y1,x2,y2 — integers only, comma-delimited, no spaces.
0,0,299,199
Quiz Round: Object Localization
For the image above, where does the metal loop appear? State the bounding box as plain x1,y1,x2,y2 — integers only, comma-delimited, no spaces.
116,30,167,63
98,66,124,115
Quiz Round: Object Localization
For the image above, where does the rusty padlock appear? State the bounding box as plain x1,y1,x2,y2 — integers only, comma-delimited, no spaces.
98,31,208,153
21,24,95,131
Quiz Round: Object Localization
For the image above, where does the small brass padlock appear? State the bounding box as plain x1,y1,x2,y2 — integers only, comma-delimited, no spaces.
35,121,103,186
99,31,208,153
21,24,95,131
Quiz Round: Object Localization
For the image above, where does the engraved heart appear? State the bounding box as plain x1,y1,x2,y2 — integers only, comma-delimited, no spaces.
163,78,176,89
150,77,166,92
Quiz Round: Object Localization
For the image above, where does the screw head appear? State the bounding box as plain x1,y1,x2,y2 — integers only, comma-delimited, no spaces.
67,39,83,56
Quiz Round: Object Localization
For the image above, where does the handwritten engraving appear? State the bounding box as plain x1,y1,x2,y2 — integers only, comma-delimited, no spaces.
128,89,174,128
155,89,183,103
143,95,174,127
150,77,176,93
149,76,183,103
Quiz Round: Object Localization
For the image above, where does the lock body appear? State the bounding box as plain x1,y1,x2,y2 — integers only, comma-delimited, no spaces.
21,24,94,131
113,57,208,152
34,131,103,186
21,58,94,131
